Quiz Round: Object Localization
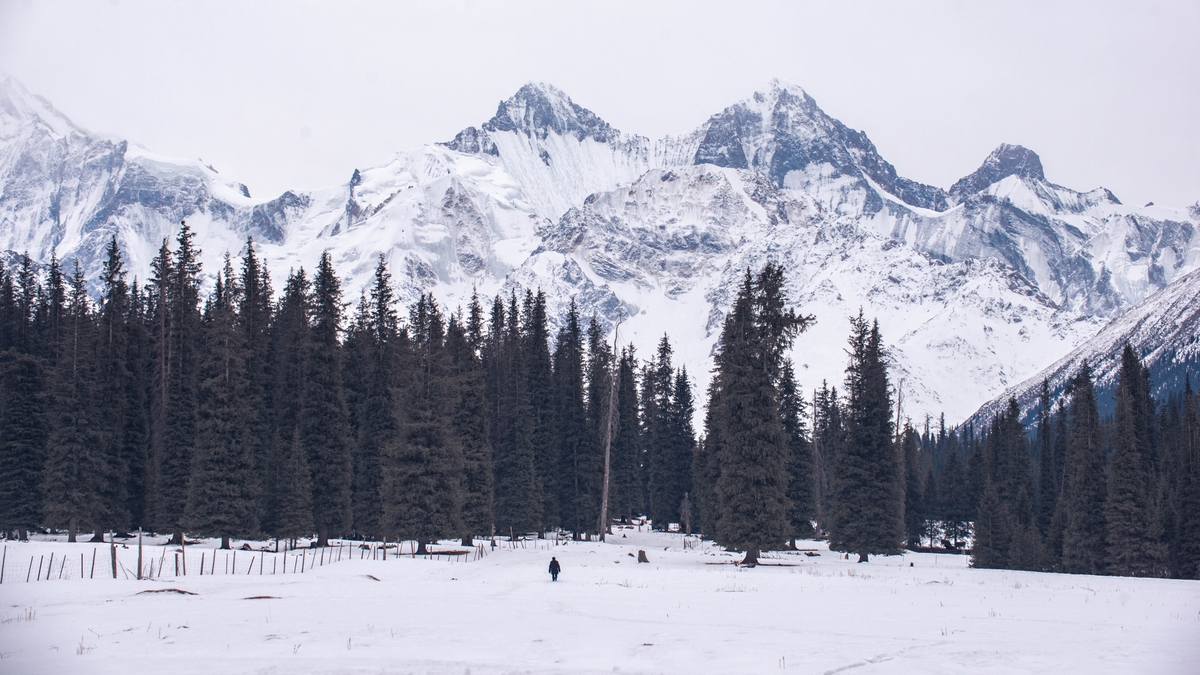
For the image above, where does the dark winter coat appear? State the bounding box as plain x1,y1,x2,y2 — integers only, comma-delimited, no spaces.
548,559,561,574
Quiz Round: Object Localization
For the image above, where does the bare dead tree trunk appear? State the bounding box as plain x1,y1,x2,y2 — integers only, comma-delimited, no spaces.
68,518,77,543
220,535,231,550
597,321,622,542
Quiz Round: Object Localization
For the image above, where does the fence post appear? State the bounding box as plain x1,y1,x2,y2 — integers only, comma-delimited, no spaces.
110,536,117,579
91,548,97,579
1,544,6,584
200,552,205,577
46,553,53,582
137,529,143,580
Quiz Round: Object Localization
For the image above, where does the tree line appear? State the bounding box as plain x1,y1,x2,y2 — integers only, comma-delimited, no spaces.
2,229,1197,579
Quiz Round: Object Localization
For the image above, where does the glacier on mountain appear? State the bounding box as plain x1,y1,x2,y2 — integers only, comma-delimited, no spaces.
1,76,1197,425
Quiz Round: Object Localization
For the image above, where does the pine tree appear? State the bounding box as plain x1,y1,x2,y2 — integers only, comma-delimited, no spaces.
585,316,615,535
901,422,924,549
829,312,903,562
0,350,46,538
971,481,1009,569
523,291,556,530
1106,344,1168,576
41,262,107,542
553,300,588,536
1061,362,1107,575
302,252,353,546
811,381,843,531
447,309,492,544
939,445,969,548
488,294,539,536
150,223,204,543
610,346,642,523
1175,379,1200,579
268,268,312,539
709,267,811,565
643,335,676,529
382,294,464,553
348,257,401,538
780,361,815,542
186,259,258,547
237,239,275,537
1036,379,1057,533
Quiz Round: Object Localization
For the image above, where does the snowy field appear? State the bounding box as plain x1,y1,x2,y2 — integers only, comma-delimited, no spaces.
0,529,1197,675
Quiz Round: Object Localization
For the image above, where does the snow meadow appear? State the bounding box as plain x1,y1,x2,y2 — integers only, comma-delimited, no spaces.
0,529,1196,675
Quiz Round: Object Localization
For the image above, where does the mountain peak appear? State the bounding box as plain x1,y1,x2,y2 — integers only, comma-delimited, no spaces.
950,143,1045,200
480,82,619,143
0,76,82,139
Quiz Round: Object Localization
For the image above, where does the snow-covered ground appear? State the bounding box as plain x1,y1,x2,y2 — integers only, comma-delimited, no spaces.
0,530,1197,674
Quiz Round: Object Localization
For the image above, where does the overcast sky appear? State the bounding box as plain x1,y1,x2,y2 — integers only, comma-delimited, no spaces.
1,0,1197,207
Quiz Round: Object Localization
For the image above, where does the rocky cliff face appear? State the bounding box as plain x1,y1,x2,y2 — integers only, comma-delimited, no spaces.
2,77,1197,423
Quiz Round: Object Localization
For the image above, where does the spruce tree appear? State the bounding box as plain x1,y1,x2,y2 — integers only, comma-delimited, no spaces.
901,422,924,549
447,310,492,544
709,267,810,565
585,316,615,534
1175,379,1200,579
488,294,539,536
1061,362,1107,575
1106,344,1168,576
811,381,843,531
186,260,258,547
971,481,1009,568
643,335,676,529
553,300,588,536
382,294,464,553
349,257,401,538
1036,379,1057,533
41,262,106,542
610,346,642,523
0,351,46,538
268,268,312,539
780,361,815,542
237,238,275,537
523,291,556,530
829,312,903,561
302,252,353,546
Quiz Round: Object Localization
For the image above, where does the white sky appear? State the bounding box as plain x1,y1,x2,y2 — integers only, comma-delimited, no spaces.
1,0,1197,208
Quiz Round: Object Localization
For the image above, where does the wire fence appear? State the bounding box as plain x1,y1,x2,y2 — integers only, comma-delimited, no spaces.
0,537,498,585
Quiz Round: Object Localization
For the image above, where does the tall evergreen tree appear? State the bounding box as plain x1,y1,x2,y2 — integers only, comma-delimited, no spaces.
268,268,312,540
585,316,615,534
610,346,642,523
553,300,588,536
901,421,924,549
708,266,811,565
489,294,539,536
829,312,903,562
447,309,492,544
302,252,353,546
780,361,815,542
41,262,106,542
1061,362,1107,575
186,258,258,547
1175,379,1200,579
523,291,556,530
383,294,464,552
1106,344,1168,576
348,257,401,537
0,351,45,538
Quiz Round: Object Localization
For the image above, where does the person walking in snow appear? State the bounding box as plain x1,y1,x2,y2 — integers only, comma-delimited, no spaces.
548,557,561,582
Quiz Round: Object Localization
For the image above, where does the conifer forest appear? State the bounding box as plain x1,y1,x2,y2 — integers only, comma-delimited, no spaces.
1,226,1198,580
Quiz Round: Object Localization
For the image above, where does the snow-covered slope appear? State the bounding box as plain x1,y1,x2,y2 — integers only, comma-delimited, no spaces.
968,266,1200,427
2,76,1197,424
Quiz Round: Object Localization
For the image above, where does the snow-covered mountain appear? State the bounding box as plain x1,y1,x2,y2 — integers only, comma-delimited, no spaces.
968,265,1200,428
2,76,1197,424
